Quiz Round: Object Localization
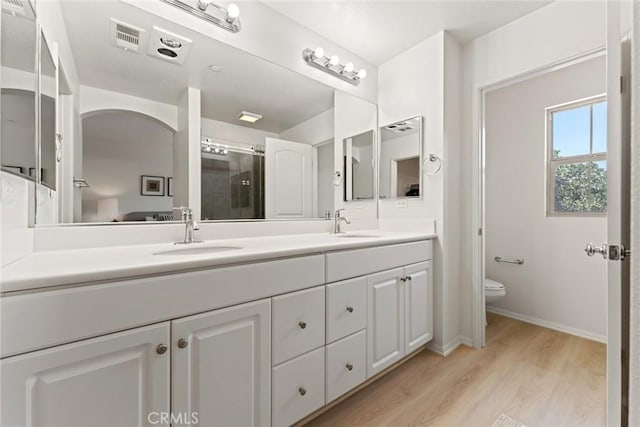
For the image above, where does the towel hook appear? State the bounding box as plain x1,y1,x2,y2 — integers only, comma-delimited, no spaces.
424,153,442,175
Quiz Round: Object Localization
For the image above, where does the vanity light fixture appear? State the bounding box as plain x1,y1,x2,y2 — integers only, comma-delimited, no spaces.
160,0,241,33
201,140,229,155
237,111,262,123
302,47,367,86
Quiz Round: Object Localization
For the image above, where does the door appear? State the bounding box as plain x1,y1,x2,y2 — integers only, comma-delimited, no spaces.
366,267,404,377
404,261,433,354
265,137,313,218
1,323,170,427
602,12,632,425
171,299,271,427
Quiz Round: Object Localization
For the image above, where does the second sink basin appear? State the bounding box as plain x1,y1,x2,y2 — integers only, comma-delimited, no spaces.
334,233,382,238
154,245,243,256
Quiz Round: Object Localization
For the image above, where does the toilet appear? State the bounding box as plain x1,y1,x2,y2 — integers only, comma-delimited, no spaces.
485,279,506,325
485,278,506,303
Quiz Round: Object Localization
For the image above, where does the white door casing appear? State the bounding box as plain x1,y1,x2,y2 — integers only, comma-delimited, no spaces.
265,137,313,218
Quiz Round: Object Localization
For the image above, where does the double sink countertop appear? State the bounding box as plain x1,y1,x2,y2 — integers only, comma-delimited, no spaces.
1,231,436,294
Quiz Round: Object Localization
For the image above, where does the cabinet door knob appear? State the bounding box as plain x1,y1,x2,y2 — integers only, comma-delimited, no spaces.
346,363,354,371
298,321,307,329
346,306,354,313
400,277,407,282
406,275,412,281
298,387,307,396
177,338,188,349
156,344,168,355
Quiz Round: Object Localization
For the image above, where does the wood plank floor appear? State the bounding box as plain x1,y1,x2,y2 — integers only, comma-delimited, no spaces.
305,313,606,427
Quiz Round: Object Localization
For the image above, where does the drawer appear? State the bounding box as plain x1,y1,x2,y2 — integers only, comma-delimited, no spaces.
326,330,366,403
272,286,325,365
272,347,325,427
326,277,366,343
326,240,432,282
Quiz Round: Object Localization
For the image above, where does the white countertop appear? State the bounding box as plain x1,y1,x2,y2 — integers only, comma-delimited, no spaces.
1,231,435,294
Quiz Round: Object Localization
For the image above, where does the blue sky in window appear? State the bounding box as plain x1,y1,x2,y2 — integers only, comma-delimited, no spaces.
552,101,607,158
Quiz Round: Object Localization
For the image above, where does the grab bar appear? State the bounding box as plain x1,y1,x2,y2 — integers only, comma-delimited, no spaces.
495,256,524,265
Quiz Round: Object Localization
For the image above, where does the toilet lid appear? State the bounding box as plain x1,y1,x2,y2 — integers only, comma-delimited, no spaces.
485,279,505,290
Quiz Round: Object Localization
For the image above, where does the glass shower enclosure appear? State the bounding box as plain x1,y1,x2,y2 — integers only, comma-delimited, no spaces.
201,138,265,220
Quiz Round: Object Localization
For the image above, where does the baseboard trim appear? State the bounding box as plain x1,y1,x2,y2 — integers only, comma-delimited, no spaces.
426,335,473,356
486,306,607,344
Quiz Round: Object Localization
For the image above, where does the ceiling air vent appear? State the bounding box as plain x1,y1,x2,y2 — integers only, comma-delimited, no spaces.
2,0,35,19
110,19,145,53
385,121,415,134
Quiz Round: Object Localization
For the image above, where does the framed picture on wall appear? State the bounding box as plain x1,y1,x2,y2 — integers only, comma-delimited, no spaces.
141,175,164,196
167,177,174,197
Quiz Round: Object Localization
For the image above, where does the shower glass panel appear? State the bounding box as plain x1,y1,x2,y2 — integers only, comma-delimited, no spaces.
201,148,264,220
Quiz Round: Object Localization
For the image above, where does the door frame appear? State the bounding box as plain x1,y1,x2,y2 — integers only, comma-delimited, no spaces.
471,47,606,350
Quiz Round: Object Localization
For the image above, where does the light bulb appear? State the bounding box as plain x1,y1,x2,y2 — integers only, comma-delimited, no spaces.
227,3,240,19
328,55,340,66
343,62,354,73
197,0,212,11
313,46,324,59
356,68,367,79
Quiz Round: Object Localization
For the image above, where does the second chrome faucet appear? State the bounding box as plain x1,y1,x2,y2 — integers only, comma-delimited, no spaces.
333,208,351,234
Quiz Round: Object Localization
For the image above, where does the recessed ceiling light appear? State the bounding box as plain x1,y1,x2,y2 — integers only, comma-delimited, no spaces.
237,111,262,123
209,65,222,72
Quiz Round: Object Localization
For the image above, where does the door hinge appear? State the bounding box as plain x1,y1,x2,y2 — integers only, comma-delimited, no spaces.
608,244,631,261
620,76,624,93
478,228,482,237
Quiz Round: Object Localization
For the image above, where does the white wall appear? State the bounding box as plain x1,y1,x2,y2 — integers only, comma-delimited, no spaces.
173,87,201,217
316,142,335,217
485,56,607,341
280,109,334,145
461,1,608,343
201,117,277,146
0,172,34,266
377,31,464,352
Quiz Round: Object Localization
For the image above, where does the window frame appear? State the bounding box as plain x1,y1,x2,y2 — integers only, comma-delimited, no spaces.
545,94,607,217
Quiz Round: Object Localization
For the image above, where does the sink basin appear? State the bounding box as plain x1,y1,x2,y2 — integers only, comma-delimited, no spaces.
154,245,242,256
334,233,382,238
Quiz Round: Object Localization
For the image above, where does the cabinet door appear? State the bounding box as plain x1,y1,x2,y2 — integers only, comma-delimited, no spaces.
404,261,433,354
1,323,170,427
172,299,271,427
366,267,405,378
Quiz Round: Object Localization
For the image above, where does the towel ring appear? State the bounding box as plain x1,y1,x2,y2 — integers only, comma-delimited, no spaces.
424,154,442,175
333,171,343,186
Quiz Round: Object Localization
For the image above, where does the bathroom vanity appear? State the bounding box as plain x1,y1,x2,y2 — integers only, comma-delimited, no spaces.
1,233,434,427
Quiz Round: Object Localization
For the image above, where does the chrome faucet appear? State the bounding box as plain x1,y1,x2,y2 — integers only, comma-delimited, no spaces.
333,208,351,234
173,207,203,244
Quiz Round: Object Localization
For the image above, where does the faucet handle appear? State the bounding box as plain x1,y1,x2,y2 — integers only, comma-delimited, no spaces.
172,206,192,222
335,208,345,217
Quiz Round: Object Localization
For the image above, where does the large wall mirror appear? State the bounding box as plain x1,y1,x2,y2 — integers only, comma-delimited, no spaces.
21,0,377,225
379,116,422,199
1,3,37,182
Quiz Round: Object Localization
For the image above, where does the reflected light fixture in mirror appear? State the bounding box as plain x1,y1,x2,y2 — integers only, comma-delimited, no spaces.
161,0,241,33
303,47,366,86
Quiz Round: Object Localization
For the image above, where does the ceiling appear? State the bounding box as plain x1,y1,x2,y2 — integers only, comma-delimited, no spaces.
263,0,552,65
59,1,334,133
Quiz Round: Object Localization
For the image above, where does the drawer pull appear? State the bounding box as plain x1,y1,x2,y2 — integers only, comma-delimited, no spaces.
298,387,307,396
346,306,354,313
346,363,354,371
156,344,168,355
177,338,188,349
298,321,307,329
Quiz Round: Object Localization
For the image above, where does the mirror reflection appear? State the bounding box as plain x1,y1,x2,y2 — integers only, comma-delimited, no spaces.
1,5,37,181
32,0,347,224
379,116,422,199
343,130,374,201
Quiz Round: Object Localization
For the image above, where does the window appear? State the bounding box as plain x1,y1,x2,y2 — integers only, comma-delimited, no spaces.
547,95,607,216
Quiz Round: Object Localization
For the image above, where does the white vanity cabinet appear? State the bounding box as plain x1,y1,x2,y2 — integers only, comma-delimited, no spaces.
1,323,170,427
171,299,271,427
366,261,433,377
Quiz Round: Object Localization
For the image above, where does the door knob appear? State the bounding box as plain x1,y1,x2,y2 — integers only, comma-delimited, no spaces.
177,338,188,349
298,387,307,396
345,363,354,371
298,321,307,329
585,243,607,259
346,306,354,313
156,344,168,355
